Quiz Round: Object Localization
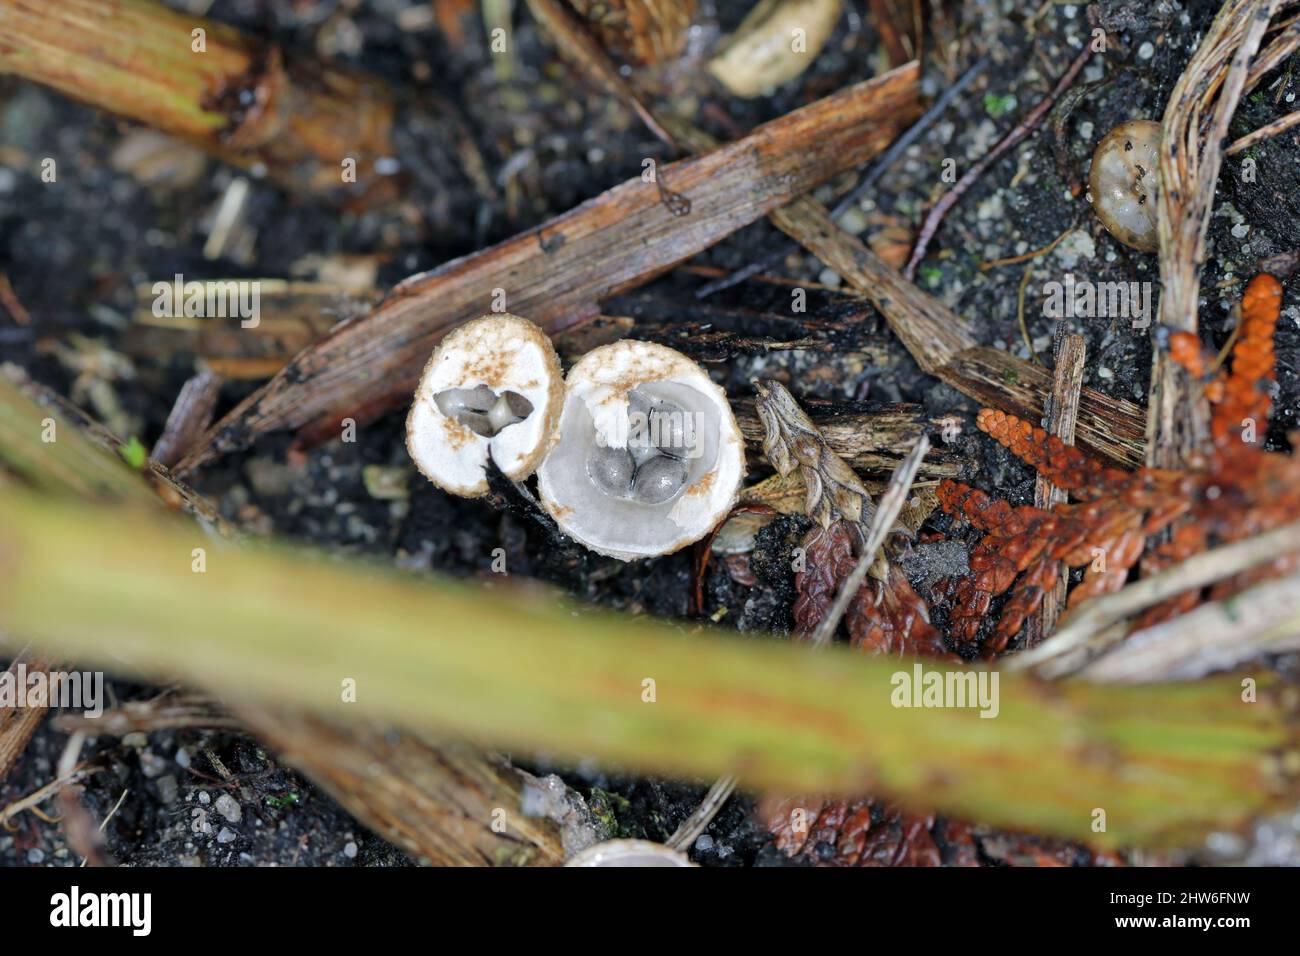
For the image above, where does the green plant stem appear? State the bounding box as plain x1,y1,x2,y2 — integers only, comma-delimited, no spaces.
0,369,156,503
0,485,1295,848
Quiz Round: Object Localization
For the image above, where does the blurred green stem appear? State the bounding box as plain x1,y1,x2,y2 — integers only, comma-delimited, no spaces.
0,485,1295,848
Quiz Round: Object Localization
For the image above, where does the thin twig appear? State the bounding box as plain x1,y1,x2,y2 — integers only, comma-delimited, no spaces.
903,44,1093,280
0,763,91,827
1226,106,1300,153
696,57,988,299
1015,261,1040,366
979,225,1072,270
523,0,678,151
1077,571,1300,682
811,435,930,647
665,774,737,850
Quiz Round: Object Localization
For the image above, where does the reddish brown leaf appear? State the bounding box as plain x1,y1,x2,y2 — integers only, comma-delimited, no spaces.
792,521,856,635
934,273,1299,655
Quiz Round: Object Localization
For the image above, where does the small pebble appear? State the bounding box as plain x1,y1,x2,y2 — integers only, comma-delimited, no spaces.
139,749,167,779
27,848,45,864
1231,222,1250,238
156,775,179,805
1138,42,1155,60
216,827,237,845
695,834,714,852
198,791,211,806
215,793,242,823
817,268,841,288
837,207,867,234
344,841,359,859
1053,229,1096,269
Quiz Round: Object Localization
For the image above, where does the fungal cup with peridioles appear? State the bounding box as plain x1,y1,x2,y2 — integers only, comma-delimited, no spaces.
1088,119,1162,252
405,314,564,497
538,340,746,560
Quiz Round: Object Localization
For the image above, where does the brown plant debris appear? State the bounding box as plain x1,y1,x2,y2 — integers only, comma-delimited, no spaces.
756,379,949,657
176,63,922,474
764,796,1115,867
936,274,1297,658
565,0,695,65
0,0,400,206
1149,0,1288,470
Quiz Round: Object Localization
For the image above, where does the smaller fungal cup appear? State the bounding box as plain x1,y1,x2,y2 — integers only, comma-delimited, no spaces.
406,314,564,497
565,839,695,867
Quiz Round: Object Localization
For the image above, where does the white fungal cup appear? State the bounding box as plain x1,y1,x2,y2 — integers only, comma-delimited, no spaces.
538,340,746,560
565,839,696,867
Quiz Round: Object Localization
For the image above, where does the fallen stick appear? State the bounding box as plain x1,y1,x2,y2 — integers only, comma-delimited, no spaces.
732,399,961,479
1150,0,1282,468
1077,571,1300,683
151,369,222,469
1226,106,1300,154
0,0,400,206
0,650,60,782
176,62,923,474
1031,334,1086,643
933,346,1144,468
693,56,990,298
759,198,1147,467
